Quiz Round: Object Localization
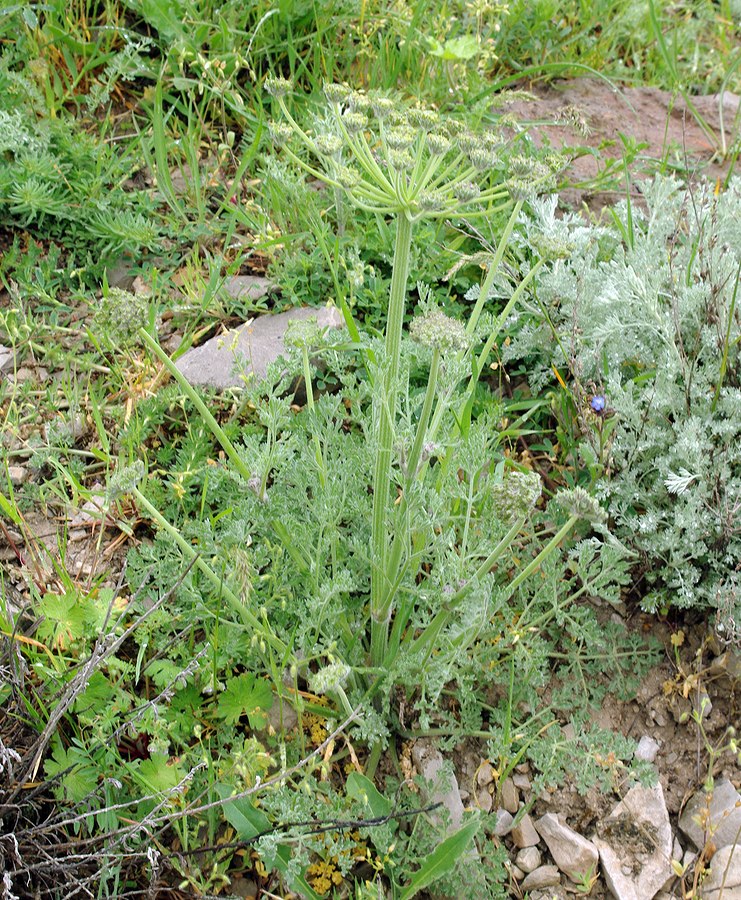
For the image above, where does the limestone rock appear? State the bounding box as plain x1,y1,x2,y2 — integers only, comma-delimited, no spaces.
679,779,741,852
500,777,519,814
223,275,274,301
635,735,660,763
700,844,741,899
535,812,599,883
520,865,560,891
411,739,465,833
175,306,344,390
0,344,14,374
515,845,542,873
511,813,540,848
593,782,673,900
493,809,514,836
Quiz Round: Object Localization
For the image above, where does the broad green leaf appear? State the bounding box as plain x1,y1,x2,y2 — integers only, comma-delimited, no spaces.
346,772,392,819
428,35,480,61
216,786,323,900
38,591,88,650
132,753,186,795
216,674,273,728
398,816,480,900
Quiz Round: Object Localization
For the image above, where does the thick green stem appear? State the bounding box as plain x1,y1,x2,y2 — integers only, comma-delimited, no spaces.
370,213,414,668
380,348,441,619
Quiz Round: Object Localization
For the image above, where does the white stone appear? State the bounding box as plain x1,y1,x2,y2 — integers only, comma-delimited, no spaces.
500,777,519,814
475,788,493,813
0,344,14,374
679,779,741,851
513,773,532,791
593,782,673,900
411,739,465,833
635,735,660,763
7,466,28,487
515,846,542,873
535,812,599,883
493,809,513,836
511,813,540,848
520,865,560,891
701,844,741,899
477,761,496,787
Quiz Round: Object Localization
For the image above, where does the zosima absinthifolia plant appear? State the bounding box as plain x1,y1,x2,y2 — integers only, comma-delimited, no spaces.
264,77,601,690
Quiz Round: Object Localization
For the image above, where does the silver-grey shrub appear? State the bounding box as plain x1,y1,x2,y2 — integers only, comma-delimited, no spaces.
506,178,740,632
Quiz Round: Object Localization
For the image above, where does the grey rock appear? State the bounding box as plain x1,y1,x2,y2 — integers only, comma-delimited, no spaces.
511,813,540,848
0,344,14,374
515,845,542,873
477,761,496,788
508,863,525,881
701,844,741,899
535,812,599,883
501,777,519,814
411,739,465,833
513,773,532,792
679,779,741,851
493,809,514,836
635,735,661,763
7,466,28,487
223,275,274,301
672,836,683,860
520,865,561,891
175,306,344,390
475,788,493,813
265,697,298,734
593,782,673,900
706,649,741,686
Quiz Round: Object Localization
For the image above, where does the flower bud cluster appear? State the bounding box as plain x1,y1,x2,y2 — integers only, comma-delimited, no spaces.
410,310,469,353
490,469,542,524
97,287,149,348
107,460,145,500
554,486,606,523
310,661,351,694
265,77,532,221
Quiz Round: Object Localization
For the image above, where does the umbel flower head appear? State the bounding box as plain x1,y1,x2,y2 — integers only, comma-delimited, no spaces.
96,287,149,348
554,486,606,524
264,78,517,223
410,310,470,354
490,469,542,524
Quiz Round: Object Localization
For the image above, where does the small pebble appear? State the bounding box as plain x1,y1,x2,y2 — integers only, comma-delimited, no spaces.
477,761,496,787
8,466,28,487
520,865,560,891
635,735,660,762
515,846,541,873
513,773,531,791
511,813,540,848
493,809,513,836
500,777,519,814
475,789,493,813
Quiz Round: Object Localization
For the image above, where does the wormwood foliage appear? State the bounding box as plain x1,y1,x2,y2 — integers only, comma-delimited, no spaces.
506,179,741,625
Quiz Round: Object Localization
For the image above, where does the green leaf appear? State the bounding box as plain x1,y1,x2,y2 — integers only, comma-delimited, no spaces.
398,816,480,900
131,753,186,797
216,786,323,900
44,740,98,803
428,35,480,61
38,590,88,649
346,772,392,819
216,673,273,728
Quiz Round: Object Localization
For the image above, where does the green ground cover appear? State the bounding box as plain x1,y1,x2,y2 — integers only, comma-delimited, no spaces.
1,2,739,897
